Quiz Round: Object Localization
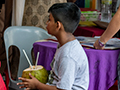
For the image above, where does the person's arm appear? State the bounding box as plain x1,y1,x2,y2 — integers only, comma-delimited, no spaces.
94,6,120,49
17,73,63,90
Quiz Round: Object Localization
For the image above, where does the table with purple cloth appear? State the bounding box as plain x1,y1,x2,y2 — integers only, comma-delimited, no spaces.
33,41,58,71
33,41,120,90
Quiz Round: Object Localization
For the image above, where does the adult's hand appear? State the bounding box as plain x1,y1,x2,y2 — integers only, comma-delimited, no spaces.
93,39,105,49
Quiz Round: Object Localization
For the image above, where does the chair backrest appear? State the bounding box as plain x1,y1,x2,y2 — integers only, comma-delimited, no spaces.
4,26,51,90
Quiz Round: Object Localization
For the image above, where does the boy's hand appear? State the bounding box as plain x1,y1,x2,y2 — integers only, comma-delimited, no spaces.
17,73,40,89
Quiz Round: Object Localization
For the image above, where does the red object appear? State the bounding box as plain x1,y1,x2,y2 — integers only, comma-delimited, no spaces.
0,62,9,90
73,26,105,37
108,80,118,90
80,8,98,11
114,80,118,86
4,68,9,90
0,74,7,90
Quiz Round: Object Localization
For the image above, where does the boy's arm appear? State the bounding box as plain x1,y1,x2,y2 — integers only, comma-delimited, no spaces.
17,73,64,90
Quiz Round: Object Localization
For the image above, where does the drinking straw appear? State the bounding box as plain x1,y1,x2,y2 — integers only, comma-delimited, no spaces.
35,52,40,69
23,49,33,69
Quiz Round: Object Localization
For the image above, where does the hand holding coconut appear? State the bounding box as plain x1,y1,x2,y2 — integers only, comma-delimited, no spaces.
17,73,40,89
17,50,48,89
17,65,49,89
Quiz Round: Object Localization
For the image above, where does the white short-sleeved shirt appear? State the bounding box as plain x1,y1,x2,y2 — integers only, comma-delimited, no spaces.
47,39,89,90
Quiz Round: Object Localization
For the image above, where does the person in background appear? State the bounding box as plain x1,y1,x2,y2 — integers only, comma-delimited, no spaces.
0,0,13,75
17,2,89,90
93,6,120,49
93,5,120,90
0,0,5,11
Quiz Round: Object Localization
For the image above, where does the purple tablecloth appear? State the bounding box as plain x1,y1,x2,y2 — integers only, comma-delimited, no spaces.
33,41,120,90
84,48,120,90
33,41,58,70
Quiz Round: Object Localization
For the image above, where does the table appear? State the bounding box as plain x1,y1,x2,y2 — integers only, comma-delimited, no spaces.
33,41,120,90
33,41,58,71
84,48,120,90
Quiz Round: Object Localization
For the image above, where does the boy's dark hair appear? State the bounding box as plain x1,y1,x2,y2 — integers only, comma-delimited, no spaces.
48,2,81,33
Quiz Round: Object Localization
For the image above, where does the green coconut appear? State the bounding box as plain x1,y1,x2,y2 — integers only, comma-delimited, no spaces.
22,65,48,84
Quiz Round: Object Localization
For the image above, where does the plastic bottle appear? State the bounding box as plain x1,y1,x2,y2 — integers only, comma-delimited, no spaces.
101,0,112,23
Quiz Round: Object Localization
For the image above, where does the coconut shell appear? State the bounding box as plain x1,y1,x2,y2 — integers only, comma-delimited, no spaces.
22,65,48,84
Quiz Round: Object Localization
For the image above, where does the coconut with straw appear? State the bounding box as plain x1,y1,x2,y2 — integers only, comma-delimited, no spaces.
22,50,48,84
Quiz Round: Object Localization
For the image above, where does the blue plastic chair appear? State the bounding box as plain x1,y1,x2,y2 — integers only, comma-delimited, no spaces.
4,26,51,90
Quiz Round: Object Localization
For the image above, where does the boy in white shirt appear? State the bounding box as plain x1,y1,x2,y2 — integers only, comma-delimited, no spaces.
17,2,89,90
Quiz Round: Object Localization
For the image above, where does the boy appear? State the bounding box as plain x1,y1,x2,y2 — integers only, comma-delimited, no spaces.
17,2,89,90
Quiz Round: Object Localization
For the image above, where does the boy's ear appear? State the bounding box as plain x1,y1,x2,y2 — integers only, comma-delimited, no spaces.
56,21,62,30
